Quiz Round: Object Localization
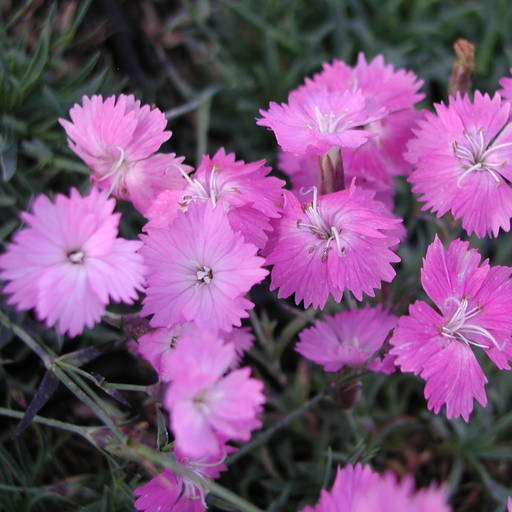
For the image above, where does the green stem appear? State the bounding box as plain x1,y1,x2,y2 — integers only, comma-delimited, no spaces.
110,440,265,512
165,85,221,120
0,310,54,367
228,370,369,465
0,406,93,440
228,390,326,465
52,365,126,442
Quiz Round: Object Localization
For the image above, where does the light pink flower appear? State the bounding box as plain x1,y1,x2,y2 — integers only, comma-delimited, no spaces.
407,92,512,237
144,148,284,249
0,188,145,336
137,324,254,379
164,331,264,458
257,88,376,156
390,236,512,421
225,326,254,367
296,306,396,373
137,323,199,381
499,68,512,102
133,443,230,512
266,185,401,308
141,201,268,332
508,496,512,511
301,463,450,512
59,94,191,213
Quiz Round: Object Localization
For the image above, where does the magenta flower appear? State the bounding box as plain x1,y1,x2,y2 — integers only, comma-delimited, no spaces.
133,443,230,512
296,306,396,374
499,68,512,102
144,148,284,249
407,92,512,237
257,88,376,156
273,55,424,200
164,331,264,458
0,188,145,337
390,236,512,421
59,94,191,213
301,464,450,512
352,53,424,116
266,185,401,308
141,201,268,332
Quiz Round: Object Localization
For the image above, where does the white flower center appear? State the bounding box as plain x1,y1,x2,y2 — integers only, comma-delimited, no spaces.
453,129,512,187
440,297,501,349
179,165,239,209
67,249,85,265
312,106,350,134
196,265,213,284
297,187,345,261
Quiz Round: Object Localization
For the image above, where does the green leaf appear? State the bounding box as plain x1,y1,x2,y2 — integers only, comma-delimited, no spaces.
0,138,17,181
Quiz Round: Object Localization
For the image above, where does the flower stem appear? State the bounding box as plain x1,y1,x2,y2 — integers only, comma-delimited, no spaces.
0,310,54,367
318,146,344,194
228,390,326,464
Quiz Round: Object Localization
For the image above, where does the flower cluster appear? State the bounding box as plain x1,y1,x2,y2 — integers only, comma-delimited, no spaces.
4,51,512,512
259,53,424,206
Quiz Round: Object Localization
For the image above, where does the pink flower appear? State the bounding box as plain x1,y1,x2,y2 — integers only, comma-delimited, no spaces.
225,326,254,366
0,188,145,336
59,94,191,213
407,92,512,237
141,201,268,332
257,88,376,156
278,54,424,183
499,68,512,102
137,324,253,379
145,148,284,248
266,185,401,308
296,306,396,373
351,53,424,116
137,323,199,381
164,331,264,458
390,236,512,421
133,443,230,512
302,464,450,512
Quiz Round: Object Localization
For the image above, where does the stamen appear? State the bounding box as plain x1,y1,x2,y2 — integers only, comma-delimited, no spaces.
196,266,213,284
441,297,502,350
67,250,85,264
454,129,508,186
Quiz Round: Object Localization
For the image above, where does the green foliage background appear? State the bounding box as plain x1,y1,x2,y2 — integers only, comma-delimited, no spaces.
1,1,512,511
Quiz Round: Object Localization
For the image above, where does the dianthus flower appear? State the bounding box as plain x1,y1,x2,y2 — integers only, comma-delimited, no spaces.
273,55,423,206
133,443,230,512
137,323,199,381
296,306,396,373
499,68,512,102
257,88,376,156
137,324,254,380
141,201,268,331
407,92,512,237
59,94,191,213
301,463,450,512
164,331,264,458
265,184,401,308
0,188,145,336
144,148,284,249
390,236,512,421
